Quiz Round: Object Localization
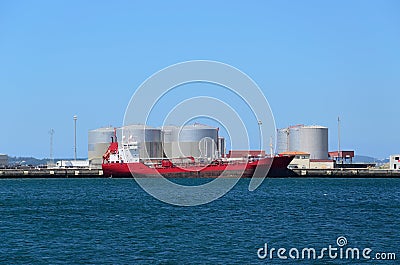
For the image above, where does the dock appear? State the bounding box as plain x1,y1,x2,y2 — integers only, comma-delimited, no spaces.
0,168,400,178
0,168,105,178
290,168,400,178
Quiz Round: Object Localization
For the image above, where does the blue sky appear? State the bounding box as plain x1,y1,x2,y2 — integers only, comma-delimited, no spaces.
0,0,399,159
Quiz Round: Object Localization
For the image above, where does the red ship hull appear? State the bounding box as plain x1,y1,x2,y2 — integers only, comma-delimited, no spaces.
102,155,294,178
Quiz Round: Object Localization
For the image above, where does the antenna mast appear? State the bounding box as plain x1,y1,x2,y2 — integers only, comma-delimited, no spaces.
258,120,262,152
338,116,341,164
73,115,77,161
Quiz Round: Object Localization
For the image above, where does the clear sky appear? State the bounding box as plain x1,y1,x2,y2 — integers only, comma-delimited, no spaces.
0,0,399,159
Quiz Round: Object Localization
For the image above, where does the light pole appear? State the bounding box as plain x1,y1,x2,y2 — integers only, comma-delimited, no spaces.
258,120,262,153
49,129,55,165
73,115,77,161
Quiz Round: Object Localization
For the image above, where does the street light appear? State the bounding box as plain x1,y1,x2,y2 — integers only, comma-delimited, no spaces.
73,115,77,161
258,120,262,152
49,129,55,165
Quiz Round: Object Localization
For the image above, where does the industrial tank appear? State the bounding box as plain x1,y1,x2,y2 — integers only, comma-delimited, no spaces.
276,128,289,154
162,124,218,160
88,127,115,167
298,125,328,159
117,125,162,159
278,125,328,159
161,125,179,159
179,124,218,160
288,126,302,152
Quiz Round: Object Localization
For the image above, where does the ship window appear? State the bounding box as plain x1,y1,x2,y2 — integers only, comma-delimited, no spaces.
395,157,399,160
394,164,397,169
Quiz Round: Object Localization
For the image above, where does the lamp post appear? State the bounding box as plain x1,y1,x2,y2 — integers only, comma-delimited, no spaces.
258,120,262,153
49,129,55,165
73,115,77,161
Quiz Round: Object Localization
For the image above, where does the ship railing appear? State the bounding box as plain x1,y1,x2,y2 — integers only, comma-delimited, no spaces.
140,157,250,168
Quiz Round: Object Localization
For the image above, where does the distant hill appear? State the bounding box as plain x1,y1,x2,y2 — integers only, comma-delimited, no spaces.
8,156,48,166
8,156,87,166
352,155,389,164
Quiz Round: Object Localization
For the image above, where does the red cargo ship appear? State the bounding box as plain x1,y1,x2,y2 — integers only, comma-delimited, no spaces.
101,140,294,178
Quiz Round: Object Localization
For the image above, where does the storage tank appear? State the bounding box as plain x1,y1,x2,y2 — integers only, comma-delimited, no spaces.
161,125,179,158
179,124,218,160
298,125,328,159
280,124,328,160
117,125,162,159
88,127,115,167
276,128,289,154
288,126,301,152
162,124,218,160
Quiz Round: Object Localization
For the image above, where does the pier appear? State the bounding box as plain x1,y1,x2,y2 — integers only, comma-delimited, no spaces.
290,168,400,178
0,168,400,178
0,168,104,178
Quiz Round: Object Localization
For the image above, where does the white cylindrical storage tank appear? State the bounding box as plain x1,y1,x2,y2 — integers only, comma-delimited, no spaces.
298,125,328,159
276,128,289,154
172,124,218,160
289,126,301,152
88,127,115,167
117,125,162,159
161,125,179,158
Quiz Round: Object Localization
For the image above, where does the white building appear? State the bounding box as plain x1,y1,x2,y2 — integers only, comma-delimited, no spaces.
280,151,310,169
390,155,400,170
279,151,335,169
310,159,335,169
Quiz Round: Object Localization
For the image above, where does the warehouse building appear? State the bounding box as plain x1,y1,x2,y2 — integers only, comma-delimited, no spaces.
328,150,355,163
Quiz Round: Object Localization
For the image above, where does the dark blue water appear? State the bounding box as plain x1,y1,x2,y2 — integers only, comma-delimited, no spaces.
0,178,399,264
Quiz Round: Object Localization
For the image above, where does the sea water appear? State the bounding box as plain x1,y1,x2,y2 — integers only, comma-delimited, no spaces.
0,178,399,264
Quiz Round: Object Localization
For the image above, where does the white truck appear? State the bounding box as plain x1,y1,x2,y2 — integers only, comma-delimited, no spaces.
56,160,89,168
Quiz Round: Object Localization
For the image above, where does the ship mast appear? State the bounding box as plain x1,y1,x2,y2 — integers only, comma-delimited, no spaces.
270,136,274,157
